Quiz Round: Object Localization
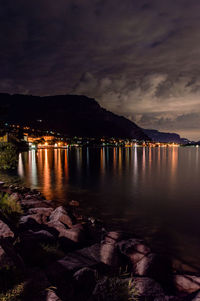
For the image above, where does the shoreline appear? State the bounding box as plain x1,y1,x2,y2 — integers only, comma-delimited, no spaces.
0,182,200,300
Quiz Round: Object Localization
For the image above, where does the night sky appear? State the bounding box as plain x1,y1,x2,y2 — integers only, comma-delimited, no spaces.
1,1,200,140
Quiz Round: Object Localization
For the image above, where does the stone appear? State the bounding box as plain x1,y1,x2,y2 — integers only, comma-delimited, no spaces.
73,267,97,300
22,268,61,301
49,206,74,228
20,230,55,244
0,240,25,269
191,291,200,301
131,252,156,276
28,207,53,217
0,220,14,239
103,231,122,244
174,274,200,294
0,245,14,267
69,200,80,207
45,290,62,301
100,242,119,266
19,213,44,225
133,277,164,297
21,199,50,209
118,238,151,256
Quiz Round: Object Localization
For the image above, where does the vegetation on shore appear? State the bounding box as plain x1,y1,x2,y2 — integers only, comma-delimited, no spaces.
0,143,18,170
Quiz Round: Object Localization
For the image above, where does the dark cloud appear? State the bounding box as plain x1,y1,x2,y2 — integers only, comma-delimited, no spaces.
0,0,200,139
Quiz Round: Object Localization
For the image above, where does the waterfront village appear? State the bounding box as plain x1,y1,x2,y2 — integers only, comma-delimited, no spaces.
0,122,183,149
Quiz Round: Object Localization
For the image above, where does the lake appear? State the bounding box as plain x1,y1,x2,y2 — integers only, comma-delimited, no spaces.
1,146,200,271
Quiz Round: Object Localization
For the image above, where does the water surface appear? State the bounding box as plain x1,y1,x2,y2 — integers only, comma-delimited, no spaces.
2,146,200,271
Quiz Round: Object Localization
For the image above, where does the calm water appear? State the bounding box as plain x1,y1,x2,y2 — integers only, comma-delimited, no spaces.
2,146,200,271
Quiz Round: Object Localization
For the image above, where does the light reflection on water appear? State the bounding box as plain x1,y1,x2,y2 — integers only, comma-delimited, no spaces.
13,146,200,269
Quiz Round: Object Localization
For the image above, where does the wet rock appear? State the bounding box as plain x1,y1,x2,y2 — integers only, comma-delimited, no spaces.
21,198,50,210
49,206,74,228
174,274,200,294
0,220,14,239
69,200,80,207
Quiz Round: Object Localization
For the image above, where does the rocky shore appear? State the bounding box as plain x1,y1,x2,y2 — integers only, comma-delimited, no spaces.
0,182,200,301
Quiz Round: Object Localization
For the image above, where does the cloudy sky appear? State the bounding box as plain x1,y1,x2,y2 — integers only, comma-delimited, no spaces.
1,0,200,140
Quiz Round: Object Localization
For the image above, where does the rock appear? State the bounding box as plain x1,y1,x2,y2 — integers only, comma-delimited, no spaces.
19,213,44,226
20,230,55,244
21,199,50,209
69,200,80,207
174,275,200,294
60,226,85,243
103,231,122,244
28,207,53,217
100,242,119,267
118,238,174,292
133,277,164,297
191,290,200,301
73,267,97,301
49,206,74,228
0,245,14,267
0,220,14,239
0,240,25,269
0,181,5,186
45,290,62,301
118,238,151,256
54,242,119,272
49,245,100,274
22,268,61,301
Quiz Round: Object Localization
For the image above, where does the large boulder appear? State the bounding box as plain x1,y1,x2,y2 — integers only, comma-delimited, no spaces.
0,220,14,240
49,206,74,228
118,238,174,292
174,274,200,294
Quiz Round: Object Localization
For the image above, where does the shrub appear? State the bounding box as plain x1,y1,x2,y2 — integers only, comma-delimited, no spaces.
0,143,18,170
0,193,23,225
